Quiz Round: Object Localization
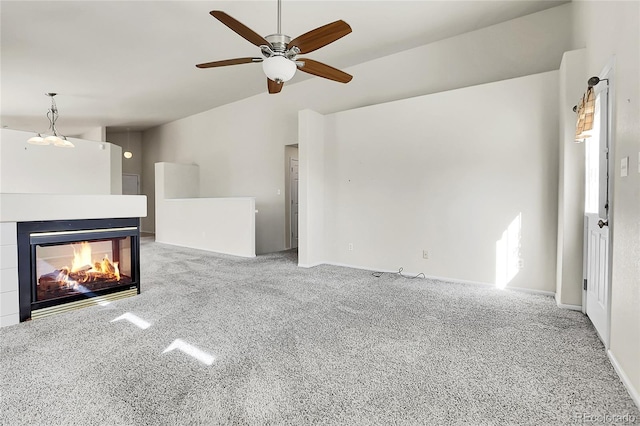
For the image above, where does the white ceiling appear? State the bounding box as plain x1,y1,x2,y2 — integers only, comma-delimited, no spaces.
1,0,566,136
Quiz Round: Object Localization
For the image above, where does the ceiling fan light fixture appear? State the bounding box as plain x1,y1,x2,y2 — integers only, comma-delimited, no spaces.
262,56,296,83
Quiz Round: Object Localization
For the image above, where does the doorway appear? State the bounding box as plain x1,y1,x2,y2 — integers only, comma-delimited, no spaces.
290,158,299,248
285,145,299,249
123,173,140,195
583,66,613,347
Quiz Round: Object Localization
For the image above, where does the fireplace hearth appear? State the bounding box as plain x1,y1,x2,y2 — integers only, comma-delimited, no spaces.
17,218,140,321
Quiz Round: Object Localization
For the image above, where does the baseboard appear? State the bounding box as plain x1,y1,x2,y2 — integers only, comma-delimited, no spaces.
506,286,555,297
607,349,640,411
555,294,583,311
298,262,325,268
322,261,430,279
393,270,555,297
156,240,256,258
431,275,556,297
323,261,408,275
320,261,556,297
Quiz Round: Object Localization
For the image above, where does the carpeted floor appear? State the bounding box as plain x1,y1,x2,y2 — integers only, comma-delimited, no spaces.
1,238,638,425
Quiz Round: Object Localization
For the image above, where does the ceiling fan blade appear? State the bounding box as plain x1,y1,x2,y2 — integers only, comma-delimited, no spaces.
267,78,284,94
196,57,263,69
297,59,353,83
210,10,272,48
196,58,262,69
288,20,351,54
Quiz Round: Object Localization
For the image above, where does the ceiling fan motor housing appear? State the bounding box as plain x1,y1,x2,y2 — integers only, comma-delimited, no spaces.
262,34,298,82
265,34,291,54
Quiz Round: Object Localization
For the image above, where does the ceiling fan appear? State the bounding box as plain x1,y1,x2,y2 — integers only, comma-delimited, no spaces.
196,0,353,94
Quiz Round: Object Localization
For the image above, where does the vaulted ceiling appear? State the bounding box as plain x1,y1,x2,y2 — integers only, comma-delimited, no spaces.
1,1,565,136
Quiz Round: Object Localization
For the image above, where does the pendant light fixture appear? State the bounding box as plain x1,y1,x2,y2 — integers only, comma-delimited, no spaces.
27,93,74,148
123,128,133,159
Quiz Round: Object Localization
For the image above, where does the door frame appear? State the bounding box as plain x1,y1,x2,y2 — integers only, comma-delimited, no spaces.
284,144,299,249
582,59,615,349
290,157,299,249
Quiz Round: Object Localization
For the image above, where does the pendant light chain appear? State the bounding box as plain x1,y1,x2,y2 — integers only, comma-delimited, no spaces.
47,94,60,137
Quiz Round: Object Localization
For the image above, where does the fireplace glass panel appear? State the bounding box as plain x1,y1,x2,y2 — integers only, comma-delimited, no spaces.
35,237,133,302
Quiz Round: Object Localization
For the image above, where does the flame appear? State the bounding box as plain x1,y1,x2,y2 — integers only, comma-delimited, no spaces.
79,242,119,282
38,241,126,299
53,242,120,285
71,242,93,273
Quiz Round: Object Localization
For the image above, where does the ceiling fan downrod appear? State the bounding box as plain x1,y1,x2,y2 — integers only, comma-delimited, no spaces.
277,0,282,35
264,0,291,56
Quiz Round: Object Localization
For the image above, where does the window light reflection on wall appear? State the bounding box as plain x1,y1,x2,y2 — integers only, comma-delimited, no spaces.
495,213,522,289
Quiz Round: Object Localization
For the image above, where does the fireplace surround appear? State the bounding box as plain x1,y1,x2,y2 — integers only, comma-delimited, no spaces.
17,218,140,321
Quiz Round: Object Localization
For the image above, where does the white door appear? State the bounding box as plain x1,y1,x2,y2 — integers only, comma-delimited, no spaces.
585,213,609,342
290,158,299,248
583,76,611,346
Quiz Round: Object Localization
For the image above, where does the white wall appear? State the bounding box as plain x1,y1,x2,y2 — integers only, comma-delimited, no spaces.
0,128,121,195
155,162,200,200
159,198,256,258
155,162,255,257
572,0,640,405
556,49,587,307
155,162,199,243
314,71,559,291
298,110,326,267
141,4,575,253
77,126,106,142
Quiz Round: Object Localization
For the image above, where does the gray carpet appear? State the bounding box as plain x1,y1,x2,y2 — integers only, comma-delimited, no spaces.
1,238,638,425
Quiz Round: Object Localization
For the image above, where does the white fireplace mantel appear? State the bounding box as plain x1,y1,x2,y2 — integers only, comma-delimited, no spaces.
0,193,146,222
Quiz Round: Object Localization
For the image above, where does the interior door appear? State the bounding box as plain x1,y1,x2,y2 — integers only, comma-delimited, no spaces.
585,213,609,342
583,77,610,346
290,158,299,248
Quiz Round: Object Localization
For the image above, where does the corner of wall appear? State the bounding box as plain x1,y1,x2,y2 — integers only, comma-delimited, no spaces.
556,48,587,307
110,144,123,195
79,127,106,142
298,110,326,267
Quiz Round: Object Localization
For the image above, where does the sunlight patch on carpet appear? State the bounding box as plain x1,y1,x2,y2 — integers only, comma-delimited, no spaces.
162,339,215,365
110,312,151,329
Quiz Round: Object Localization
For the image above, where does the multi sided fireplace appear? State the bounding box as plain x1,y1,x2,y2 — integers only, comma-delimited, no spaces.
17,218,140,321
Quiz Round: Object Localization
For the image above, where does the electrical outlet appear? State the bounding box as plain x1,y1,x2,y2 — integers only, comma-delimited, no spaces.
348,243,354,251
423,250,429,259
518,258,524,269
